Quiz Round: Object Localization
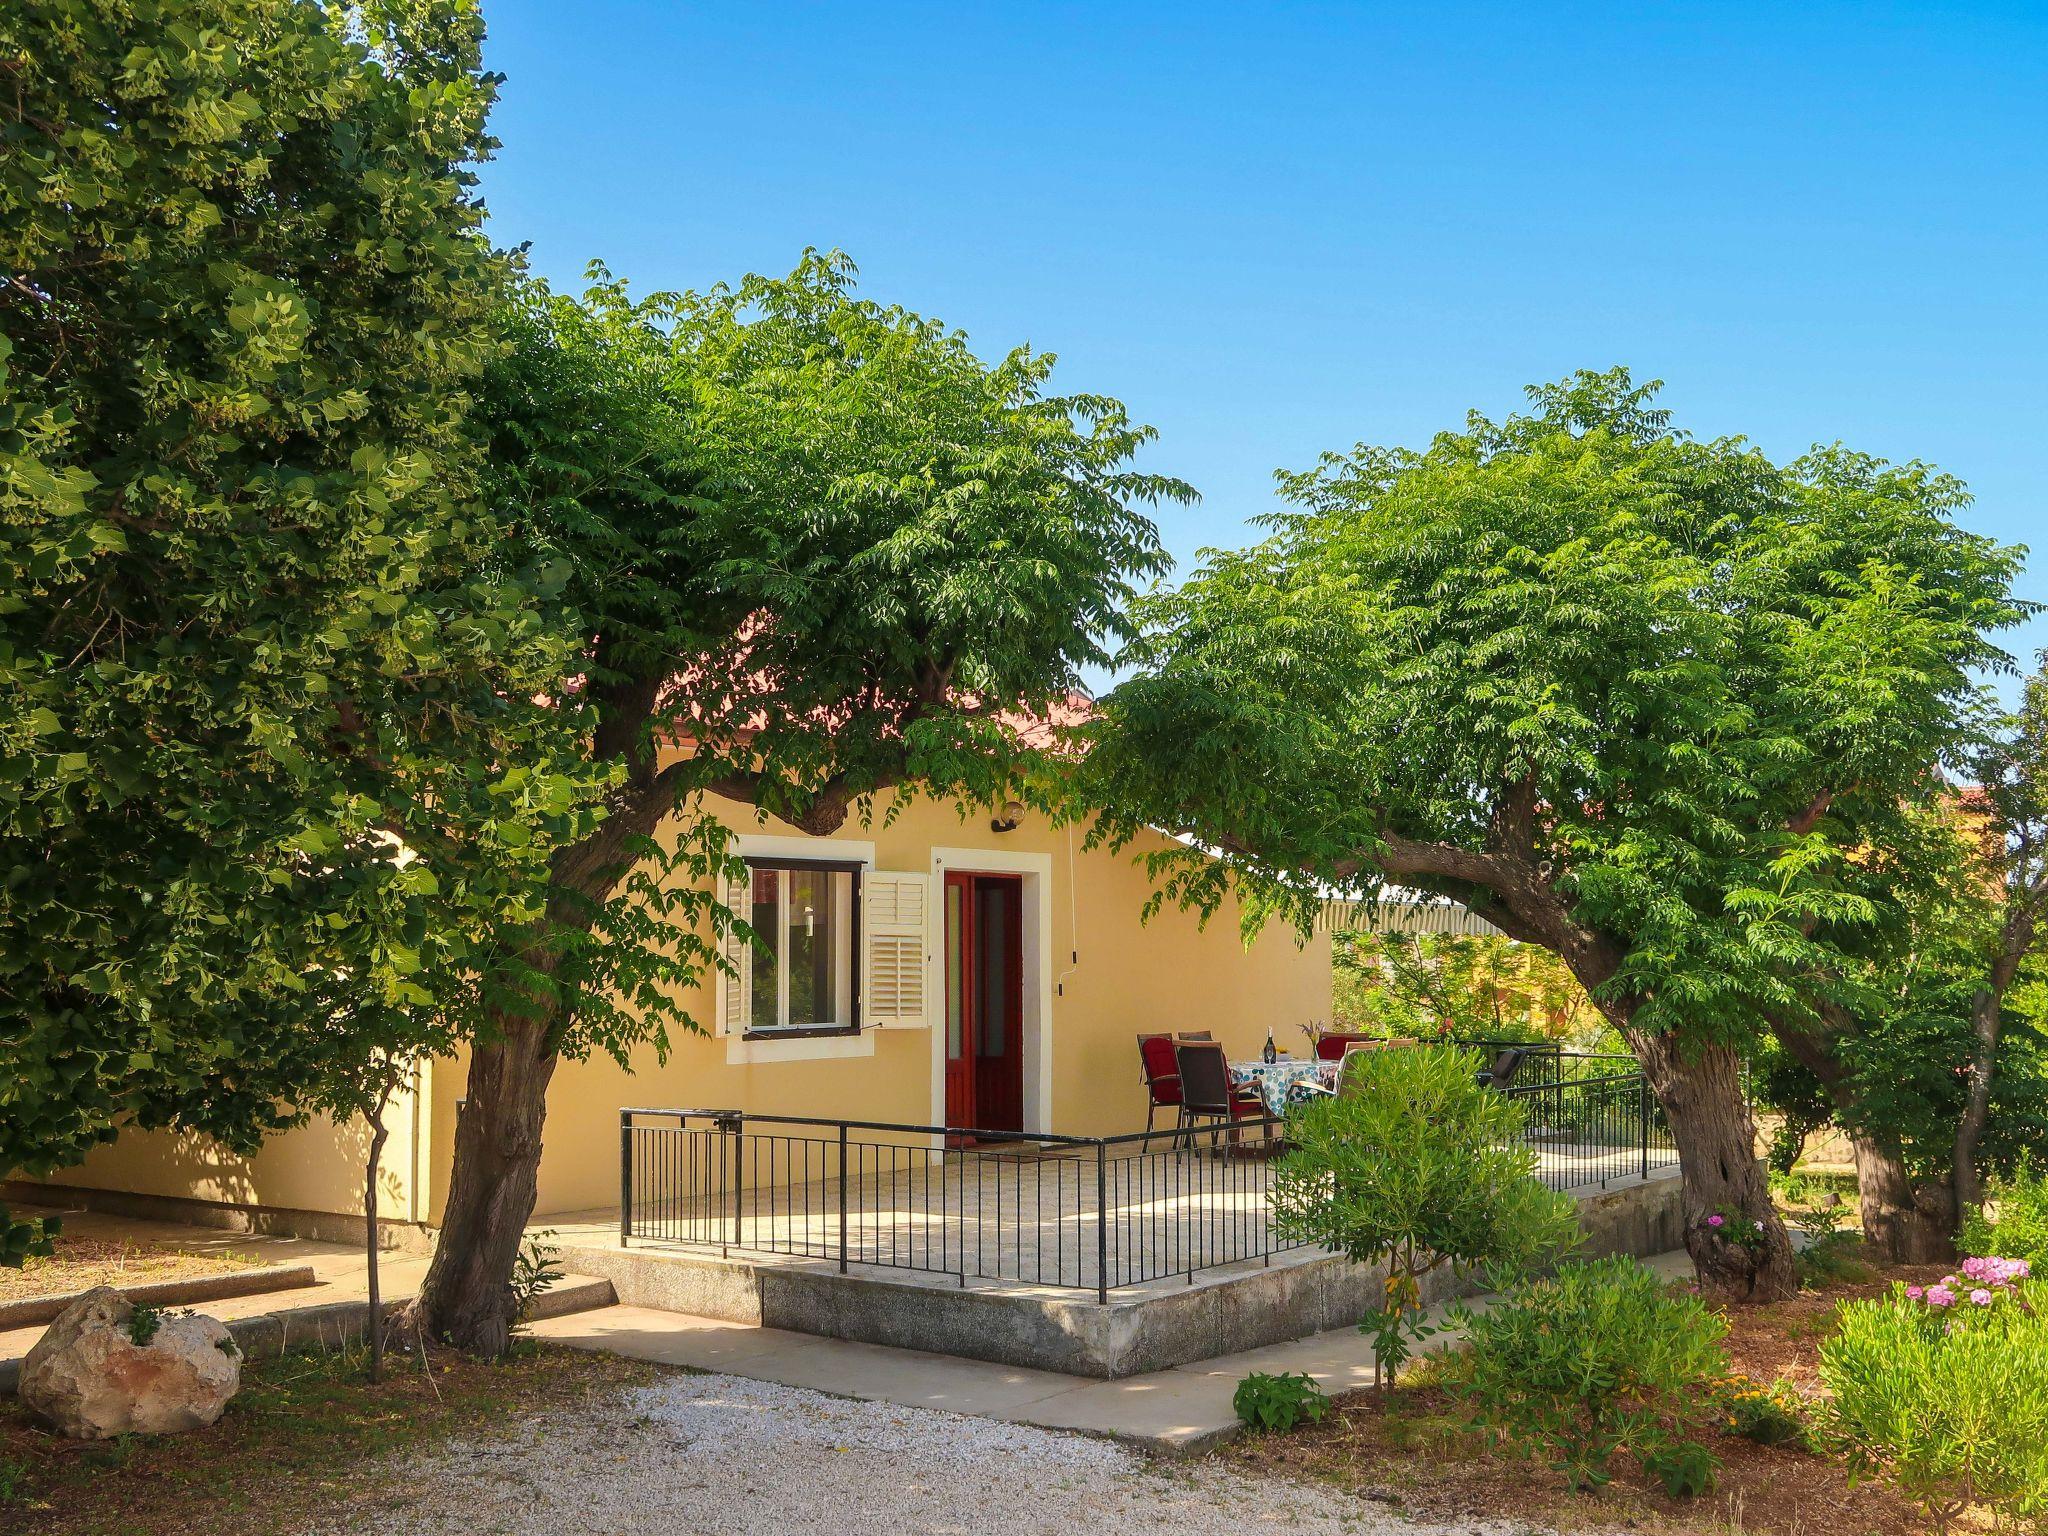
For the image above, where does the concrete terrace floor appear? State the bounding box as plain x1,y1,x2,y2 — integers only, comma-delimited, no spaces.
595,1128,1676,1297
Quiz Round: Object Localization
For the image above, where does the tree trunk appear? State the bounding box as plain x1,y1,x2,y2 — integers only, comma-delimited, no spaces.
1954,896,2034,1218
1853,1135,1955,1263
364,1110,390,1382
1371,845,1802,1303
1628,1030,1798,1302
408,1010,559,1356
1770,1013,1957,1262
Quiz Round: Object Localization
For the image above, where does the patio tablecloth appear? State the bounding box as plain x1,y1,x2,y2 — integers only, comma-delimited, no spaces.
1229,1058,1337,1115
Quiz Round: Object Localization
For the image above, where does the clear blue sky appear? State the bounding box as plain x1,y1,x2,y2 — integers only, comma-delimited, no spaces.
476,1,2046,690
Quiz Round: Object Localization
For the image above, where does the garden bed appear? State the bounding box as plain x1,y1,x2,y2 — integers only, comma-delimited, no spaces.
0,1342,657,1536
0,1238,270,1306
1215,1262,1965,1536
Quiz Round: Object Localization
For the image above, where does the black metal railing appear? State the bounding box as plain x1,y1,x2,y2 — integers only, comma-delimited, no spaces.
618,1109,1303,1304
619,1068,1677,1301
1506,1070,1677,1192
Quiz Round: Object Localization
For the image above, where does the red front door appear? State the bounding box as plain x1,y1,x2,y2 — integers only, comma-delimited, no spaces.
944,872,1024,1133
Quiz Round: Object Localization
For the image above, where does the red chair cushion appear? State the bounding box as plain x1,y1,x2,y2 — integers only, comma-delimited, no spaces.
1314,1033,1377,1062
1139,1034,1183,1105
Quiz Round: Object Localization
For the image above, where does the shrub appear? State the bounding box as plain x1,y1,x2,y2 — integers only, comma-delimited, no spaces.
0,1207,57,1269
1271,1043,1582,1387
1961,1156,2048,1266
1716,1373,1810,1448
1442,1255,1728,1491
1820,1275,2048,1529
1233,1370,1332,1432
1778,1178,1872,1288
510,1231,564,1334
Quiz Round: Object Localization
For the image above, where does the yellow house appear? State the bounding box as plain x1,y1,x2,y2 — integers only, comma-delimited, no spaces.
23,790,1332,1242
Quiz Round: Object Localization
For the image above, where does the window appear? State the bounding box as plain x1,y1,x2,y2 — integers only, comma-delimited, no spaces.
745,859,859,1034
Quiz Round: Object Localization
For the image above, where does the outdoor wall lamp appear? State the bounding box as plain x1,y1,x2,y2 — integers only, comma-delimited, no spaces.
990,799,1024,833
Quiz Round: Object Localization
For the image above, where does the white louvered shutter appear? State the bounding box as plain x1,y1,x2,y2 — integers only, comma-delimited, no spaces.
863,871,930,1028
717,868,753,1036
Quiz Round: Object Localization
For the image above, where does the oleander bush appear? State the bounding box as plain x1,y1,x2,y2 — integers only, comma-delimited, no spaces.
1271,1043,1581,1387
1820,1270,2048,1530
1442,1255,1727,1492
1961,1156,2048,1267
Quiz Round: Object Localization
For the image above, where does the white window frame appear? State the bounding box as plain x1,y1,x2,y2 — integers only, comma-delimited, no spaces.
743,857,862,1036
720,835,879,1065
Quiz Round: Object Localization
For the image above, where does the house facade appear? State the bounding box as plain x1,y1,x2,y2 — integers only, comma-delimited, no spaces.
24,789,1332,1237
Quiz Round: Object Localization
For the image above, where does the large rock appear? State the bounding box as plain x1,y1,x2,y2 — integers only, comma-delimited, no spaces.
19,1287,240,1439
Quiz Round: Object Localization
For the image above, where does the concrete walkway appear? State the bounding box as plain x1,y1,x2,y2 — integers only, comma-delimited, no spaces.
529,1247,1696,1453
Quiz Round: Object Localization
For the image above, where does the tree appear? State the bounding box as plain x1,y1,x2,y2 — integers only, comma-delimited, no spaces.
407,258,1184,1353
1752,669,2048,1260
1083,370,2025,1300
1953,655,2048,1217
0,0,601,1250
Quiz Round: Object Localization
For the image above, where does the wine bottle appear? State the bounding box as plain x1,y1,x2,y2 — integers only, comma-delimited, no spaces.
1262,1028,1278,1064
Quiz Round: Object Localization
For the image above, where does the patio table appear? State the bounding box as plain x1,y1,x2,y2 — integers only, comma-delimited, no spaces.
1229,1057,1337,1115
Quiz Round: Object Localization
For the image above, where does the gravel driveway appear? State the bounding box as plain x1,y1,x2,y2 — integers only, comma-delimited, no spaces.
307,1372,1548,1536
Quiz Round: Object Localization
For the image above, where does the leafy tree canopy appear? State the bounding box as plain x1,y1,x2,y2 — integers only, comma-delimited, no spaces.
0,0,603,1186
1085,369,2027,1052
463,254,1187,1059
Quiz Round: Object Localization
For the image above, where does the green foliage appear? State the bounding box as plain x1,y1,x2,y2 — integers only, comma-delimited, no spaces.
1716,1374,1811,1449
509,1231,562,1332
1271,1043,1581,1384
1332,930,1596,1044
0,1207,56,1269
1087,370,2024,1050
1820,1279,2048,1529
1232,1370,1332,1433
1753,1038,1837,1175
125,1305,164,1348
1083,371,2025,1275
0,1,605,1182
1962,1156,2048,1265
1443,1255,1728,1492
1641,1439,1721,1500
470,255,1187,1064
1772,1174,1871,1286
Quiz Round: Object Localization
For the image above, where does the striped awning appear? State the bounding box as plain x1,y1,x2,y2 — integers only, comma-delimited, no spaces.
1316,895,1505,938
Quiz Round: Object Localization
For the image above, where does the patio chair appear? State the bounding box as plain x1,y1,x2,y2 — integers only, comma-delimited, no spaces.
1333,1041,1381,1098
1137,1033,1184,1137
1476,1046,1529,1090
1174,1039,1266,1153
1312,1031,1378,1062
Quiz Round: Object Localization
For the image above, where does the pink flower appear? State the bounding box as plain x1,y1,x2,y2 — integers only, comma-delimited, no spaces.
1970,1289,1995,1307
1905,1286,1925,1300
1961,1256,2030,1287
1707,1214,1724,1228
1927,1285,1957,1308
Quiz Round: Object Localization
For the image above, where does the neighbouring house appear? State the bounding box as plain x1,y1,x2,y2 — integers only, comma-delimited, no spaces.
14,785,1334,1243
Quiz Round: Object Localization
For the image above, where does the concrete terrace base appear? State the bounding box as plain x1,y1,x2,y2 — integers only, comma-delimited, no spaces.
550,1165,1684,1378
